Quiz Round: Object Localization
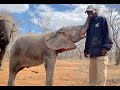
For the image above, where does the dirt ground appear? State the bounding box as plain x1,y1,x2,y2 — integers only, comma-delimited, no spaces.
0,58,120,86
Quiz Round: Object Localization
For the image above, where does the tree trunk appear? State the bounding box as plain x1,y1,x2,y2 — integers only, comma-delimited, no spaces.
113,36,120,65
115,46,120,65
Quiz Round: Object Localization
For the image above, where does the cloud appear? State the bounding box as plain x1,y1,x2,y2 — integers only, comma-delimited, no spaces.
30,4,89,31
35,4,54,12
0,4,29,13
30,4,119,33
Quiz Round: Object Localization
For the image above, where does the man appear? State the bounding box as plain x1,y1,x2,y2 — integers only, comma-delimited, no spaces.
84,5,113,86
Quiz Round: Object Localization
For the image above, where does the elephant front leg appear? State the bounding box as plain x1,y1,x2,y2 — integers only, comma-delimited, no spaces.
0,58,3,71
0,65,2,71
0,50,6,70
44,58,56,86
0,57,3,71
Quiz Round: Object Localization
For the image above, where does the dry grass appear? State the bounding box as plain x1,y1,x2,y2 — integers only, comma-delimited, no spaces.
0,58,120,86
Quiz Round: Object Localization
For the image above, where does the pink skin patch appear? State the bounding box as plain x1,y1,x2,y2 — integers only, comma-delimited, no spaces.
57,48,73,53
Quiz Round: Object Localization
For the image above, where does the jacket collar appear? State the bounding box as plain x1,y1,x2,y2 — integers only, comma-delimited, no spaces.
90,15,97,22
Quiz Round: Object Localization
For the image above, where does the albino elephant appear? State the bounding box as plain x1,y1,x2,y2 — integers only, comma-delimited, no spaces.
0,15,17,70
8,18,90,86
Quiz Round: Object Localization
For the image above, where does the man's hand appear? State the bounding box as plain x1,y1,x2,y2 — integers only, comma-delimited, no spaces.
84,53,89,58
101,48,108,56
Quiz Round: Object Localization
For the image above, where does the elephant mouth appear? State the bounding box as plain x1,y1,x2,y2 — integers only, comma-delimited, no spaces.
56,48,75,53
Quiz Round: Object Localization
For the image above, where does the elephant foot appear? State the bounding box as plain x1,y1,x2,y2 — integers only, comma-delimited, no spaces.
0,66,3,71
8,82,15,86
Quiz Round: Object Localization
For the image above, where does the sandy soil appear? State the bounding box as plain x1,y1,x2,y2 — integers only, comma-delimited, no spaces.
0,59,120,86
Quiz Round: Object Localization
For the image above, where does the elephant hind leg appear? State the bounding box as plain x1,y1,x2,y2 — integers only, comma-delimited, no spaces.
8,67,25,86
8,60,24,86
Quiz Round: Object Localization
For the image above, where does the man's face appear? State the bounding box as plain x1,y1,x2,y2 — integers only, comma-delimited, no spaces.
86,10,96,19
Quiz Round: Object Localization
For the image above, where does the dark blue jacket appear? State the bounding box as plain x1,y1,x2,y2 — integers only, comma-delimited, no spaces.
84,15,113,58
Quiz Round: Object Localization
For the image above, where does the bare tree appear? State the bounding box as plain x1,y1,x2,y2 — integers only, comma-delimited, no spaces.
104,9,120,65
31,11,57,34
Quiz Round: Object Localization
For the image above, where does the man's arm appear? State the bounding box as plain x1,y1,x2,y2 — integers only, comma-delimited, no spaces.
102,17,113,51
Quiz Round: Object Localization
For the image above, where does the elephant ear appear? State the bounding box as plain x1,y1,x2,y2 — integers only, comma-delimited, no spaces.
1,19,13,43
45,31,76,51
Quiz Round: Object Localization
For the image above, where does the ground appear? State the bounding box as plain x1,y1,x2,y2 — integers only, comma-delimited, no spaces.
0,58,120,86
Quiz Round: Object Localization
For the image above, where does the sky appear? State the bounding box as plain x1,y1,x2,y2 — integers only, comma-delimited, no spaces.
0,4,120,34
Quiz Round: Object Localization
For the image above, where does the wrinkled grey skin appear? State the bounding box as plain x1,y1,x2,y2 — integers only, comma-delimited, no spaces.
0,15,17,70
8,18,90,86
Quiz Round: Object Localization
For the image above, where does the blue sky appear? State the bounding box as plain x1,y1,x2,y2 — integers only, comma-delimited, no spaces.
0,4,120,34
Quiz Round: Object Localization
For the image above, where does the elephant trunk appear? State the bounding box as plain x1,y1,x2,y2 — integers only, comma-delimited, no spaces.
80,17,90,36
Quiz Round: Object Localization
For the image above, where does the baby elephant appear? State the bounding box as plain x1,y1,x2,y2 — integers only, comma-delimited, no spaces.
7,25,86,86
8,18,89,86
